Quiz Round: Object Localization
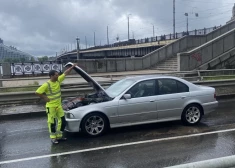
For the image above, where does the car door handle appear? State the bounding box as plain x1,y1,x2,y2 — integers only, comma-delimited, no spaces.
149,100,155,102
181,96,186,99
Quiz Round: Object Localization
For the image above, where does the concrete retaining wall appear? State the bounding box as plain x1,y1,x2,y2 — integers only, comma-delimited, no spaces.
125,58,135,71
116,59,126,71
96,59,107,73
106,59,117,72
178,28,235,71
134,58,143,70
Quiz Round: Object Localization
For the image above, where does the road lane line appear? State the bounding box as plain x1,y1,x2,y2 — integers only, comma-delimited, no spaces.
1,127,235,165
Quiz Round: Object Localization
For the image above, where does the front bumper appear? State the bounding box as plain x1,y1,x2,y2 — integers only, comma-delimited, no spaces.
202,101,218,114
65,118,81,132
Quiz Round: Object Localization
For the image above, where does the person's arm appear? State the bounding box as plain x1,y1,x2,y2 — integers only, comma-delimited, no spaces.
64,63,77,76
35,92,50,102
35,83,50,102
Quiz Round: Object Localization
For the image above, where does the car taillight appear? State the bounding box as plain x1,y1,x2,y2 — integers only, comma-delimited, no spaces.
214,93,216,99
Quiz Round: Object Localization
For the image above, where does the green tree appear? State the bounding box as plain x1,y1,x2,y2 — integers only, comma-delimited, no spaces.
12,58,20,63
38,56,48,62
30,57,35,62
43,56,48,61
20,57,26,62
3,58,11,62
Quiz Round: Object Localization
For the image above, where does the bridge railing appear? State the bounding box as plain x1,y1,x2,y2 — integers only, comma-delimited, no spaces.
136,26,220,45
59,26,221,55
0,62,62,78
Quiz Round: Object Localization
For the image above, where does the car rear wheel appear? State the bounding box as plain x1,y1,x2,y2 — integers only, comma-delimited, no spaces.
181,104,202,125
81,113,108,137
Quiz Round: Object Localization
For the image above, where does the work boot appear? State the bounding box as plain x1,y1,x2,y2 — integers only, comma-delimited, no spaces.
51,138,59,144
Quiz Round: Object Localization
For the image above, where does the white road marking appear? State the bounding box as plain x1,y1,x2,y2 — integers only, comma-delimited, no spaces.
1,127,235,165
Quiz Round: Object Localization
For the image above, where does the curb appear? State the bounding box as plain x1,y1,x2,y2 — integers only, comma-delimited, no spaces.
0,110,46,121
166,154,235,168
216,94,235,100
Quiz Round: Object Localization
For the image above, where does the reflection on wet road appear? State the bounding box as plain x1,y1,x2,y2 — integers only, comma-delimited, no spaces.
1,99,235,168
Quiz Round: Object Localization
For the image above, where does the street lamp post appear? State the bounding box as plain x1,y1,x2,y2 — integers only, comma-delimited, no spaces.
151,24,155,37
185,13,189,34
107,25,109,45
94,32,96,46
128,14,131,40
184,12,198,35
76,37,80,60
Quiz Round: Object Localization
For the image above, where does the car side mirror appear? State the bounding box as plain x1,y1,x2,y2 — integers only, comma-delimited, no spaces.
123,94,131,100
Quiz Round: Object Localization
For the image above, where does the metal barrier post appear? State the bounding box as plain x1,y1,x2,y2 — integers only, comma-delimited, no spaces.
197,70,202,81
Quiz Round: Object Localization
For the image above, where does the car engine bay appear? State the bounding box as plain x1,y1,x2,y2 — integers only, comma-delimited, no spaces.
62,91,112,111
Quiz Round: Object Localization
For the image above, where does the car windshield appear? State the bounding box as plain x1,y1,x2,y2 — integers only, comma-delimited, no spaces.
105,78,136,98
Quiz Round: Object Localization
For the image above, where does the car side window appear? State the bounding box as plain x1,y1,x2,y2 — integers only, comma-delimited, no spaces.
158,79,177,95
126,80,155,98
157,79,189,95
177,81,189,93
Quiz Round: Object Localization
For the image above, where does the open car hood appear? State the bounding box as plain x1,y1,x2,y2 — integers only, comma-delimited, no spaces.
64,62,111,98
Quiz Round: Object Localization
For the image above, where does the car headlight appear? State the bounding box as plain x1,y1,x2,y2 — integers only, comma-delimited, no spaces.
66,112,75,119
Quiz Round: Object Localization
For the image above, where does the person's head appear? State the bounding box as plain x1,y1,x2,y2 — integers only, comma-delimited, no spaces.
49,70,59,81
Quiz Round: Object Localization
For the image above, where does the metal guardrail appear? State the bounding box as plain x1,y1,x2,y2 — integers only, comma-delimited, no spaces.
0,79,235,105
0,81,115,92
1,68,235,81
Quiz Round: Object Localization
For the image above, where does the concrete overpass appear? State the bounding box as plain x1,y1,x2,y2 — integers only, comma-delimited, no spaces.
57,26,218,61
57,39,176,60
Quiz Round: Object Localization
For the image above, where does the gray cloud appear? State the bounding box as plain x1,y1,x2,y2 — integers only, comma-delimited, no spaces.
0,0,234,57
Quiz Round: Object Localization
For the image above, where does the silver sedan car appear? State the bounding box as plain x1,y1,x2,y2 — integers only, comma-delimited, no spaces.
63,63,218,137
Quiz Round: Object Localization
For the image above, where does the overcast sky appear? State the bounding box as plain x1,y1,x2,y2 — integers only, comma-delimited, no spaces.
0,0,234,57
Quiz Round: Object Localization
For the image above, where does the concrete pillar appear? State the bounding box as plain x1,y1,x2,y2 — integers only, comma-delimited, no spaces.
2,63,11,79
0,65,2,87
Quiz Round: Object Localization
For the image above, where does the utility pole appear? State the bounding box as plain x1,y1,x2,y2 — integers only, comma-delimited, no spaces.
152,24,155,37
173,0,175,38
128,14,131,40
185,13,189,34
85,36,87,49
94,32,96,46
128,16,129,40
76,37,80,60
107,26,109,45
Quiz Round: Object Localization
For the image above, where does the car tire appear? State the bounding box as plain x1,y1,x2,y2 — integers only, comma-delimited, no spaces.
181,104,202,126
81,113,108,137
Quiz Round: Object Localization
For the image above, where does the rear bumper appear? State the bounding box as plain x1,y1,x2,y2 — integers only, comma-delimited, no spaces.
202,101,218,114
65,118,81,132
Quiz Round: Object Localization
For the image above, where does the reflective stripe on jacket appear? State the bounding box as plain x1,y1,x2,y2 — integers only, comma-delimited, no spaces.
46,82,61,101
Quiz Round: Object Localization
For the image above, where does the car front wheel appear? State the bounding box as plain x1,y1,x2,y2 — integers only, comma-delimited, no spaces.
81,113,108,137
181,104,202,125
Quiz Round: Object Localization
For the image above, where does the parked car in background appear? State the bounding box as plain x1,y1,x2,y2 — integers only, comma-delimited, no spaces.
62,62,218,137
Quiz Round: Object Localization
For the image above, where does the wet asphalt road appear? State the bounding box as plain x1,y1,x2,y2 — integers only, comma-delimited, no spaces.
1,100,235,168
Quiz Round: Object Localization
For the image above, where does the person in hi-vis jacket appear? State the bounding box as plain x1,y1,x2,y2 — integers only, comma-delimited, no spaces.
35,64,76,144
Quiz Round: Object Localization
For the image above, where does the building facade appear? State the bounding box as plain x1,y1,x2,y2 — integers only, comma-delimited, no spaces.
0,38,36,61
